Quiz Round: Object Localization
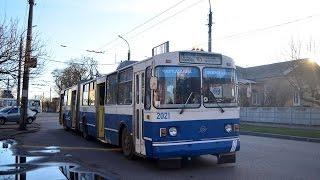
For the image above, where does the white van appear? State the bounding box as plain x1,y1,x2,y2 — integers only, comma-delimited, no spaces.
28,99,42,113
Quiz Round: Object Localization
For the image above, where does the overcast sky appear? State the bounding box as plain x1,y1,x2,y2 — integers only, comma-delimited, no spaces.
1,0,320,98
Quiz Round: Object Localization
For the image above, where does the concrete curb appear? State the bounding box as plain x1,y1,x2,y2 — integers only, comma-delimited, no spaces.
241,131,320,143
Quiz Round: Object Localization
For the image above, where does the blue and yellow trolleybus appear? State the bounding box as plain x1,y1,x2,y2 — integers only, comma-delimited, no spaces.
59,50,240,164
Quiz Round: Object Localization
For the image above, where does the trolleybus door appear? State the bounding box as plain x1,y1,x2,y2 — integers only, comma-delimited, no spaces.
59,93,64,124
134,71,146,155
71,90,77,129
96,82,105,139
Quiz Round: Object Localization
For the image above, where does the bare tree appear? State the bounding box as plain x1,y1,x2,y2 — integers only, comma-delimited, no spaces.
0,19,48,89
0,19,20,88
52,57,100,93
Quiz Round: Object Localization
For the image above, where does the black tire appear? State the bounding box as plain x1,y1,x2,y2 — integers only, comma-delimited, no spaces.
121,127,134,159
0,118,5,125
217,153,236,164
82,117,89,140
27,117,34,124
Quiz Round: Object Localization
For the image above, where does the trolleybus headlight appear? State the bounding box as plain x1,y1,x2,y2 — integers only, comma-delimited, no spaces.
169,127,177,136
225,124,232,133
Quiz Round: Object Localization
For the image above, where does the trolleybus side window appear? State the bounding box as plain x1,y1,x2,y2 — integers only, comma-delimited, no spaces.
82,84,89,106
89,82,95,106
63,91,68,106
136,74,139,103
141,72,145,104
154,66,201,108
118,68,133,105
145,66,152,110
99,82,106,106
202,68,237,107
67,90,72,106
106,73,117,105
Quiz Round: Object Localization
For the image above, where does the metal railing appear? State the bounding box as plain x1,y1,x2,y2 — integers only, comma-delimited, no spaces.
240,107,320,126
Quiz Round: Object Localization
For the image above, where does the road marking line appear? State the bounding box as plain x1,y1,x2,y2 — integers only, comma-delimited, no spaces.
19,145,122,152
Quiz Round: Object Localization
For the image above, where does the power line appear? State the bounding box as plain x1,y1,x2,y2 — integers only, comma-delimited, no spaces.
40,57,117,66
128,0,204,40
98,0,190,50
219,14,320,40
194,13,320,47
101,0,204,53
122,0,188,36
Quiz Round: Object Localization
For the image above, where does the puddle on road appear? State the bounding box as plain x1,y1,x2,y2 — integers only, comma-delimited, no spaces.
0,140,112,180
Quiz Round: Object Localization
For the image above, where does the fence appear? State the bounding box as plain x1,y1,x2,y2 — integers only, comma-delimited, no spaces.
240,107,320,126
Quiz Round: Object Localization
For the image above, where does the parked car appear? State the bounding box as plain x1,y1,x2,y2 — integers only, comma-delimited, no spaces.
0,106,37,125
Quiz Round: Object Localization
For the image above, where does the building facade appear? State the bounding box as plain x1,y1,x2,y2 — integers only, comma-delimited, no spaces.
237,59,320,107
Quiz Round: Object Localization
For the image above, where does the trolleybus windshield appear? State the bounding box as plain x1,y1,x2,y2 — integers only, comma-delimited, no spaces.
202,67,237,107
154,66,201,109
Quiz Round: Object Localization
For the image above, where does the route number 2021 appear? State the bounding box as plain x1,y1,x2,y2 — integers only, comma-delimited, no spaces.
156,112,170,119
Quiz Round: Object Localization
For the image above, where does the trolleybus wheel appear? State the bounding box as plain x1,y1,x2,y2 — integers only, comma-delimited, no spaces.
121,127,134,159
82,126,89,140
63,116,70,131
82,117,90,140
0,118,5,125
217,153,236,164
27,117,34,124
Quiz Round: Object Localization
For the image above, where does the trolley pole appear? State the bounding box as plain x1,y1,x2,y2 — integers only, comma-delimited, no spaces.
19,0,34,130
208,0,213,52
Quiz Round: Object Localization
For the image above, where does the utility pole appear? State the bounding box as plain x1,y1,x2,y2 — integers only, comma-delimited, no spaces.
50,87,51,102
17,37,23,106
208,0,213,52
20,0,34,130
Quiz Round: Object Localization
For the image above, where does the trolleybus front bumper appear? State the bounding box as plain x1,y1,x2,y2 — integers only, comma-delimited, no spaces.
149,137,240,159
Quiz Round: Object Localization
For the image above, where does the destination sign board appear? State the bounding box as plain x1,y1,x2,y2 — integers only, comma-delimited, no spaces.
179,52,222,65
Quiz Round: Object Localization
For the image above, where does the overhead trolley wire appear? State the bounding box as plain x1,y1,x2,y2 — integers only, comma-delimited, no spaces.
122,0,188,36
193,13,320,48
219,14,320,40
128,0,204,40
40,57,117,66
98,0,190,50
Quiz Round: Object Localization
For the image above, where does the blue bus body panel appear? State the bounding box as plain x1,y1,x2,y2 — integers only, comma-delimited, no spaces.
84,111,97,137
105,114,132,146
150,138,240,159
144,118,240,159
68,108,240,159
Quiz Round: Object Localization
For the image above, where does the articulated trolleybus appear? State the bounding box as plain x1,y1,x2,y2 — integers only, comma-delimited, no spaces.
60,50,240,164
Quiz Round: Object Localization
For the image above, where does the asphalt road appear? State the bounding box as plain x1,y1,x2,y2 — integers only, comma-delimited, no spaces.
13,113,320,180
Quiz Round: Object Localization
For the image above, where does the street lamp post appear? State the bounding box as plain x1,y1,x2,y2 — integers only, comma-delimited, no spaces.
118,35,130,61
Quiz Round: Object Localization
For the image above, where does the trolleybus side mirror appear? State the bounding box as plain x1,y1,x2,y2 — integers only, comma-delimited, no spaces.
150,77,157,90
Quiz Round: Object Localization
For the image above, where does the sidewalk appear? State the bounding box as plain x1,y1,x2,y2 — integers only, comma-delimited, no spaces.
241,121,320,143
242,121,320,130
0,122,40,141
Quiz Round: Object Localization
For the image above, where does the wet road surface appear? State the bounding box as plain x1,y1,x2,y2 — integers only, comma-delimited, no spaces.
1,113,320,180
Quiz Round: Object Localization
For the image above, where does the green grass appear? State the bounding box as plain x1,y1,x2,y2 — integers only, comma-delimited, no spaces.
241,124,320,139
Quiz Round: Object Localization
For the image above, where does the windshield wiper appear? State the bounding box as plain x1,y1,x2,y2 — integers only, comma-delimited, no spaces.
179,92,194,114
210,93,225,113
